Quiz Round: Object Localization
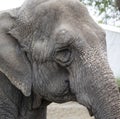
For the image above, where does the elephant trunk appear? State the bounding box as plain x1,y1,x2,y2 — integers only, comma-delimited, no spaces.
89,69,120,119
84,65,120,119
69,48,120,119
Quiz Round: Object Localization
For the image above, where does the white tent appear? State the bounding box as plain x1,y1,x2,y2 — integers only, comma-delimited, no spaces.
101,24,120,78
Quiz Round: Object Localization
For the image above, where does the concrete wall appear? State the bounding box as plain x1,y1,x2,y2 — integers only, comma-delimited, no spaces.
47,102,94,119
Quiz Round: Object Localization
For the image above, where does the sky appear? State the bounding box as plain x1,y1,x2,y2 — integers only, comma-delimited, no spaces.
0,0,24,11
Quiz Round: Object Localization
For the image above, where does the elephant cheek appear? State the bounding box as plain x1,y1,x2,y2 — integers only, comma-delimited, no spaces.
68,63,92,107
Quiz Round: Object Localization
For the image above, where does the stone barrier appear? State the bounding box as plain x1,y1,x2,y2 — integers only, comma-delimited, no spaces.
47,102,94,119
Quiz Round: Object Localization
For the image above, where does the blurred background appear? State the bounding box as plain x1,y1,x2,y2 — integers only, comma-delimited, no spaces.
0,0,120,119
0,0,24,10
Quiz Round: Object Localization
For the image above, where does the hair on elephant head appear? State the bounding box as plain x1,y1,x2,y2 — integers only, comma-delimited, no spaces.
0,0,120,119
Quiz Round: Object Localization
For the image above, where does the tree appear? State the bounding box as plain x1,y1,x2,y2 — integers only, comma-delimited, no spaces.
80,0,120,26
116,0,120,10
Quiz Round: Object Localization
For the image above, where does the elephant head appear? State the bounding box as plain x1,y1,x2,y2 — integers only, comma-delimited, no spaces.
0,0,120,118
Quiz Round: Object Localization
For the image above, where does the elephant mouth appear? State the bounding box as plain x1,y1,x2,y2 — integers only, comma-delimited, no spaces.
54,89,76,103
49,83,76,103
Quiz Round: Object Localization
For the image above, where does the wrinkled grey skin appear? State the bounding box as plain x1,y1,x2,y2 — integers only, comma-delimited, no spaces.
0,0,120,119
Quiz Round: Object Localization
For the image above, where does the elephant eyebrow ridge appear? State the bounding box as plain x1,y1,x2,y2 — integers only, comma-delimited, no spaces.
54,28,75,46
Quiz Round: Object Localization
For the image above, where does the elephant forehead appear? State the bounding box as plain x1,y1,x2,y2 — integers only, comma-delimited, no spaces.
18,0,89,23
80,24,106,48
81,25,100,44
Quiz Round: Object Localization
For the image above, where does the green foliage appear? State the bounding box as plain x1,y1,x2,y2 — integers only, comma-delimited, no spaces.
80,0,120,26
117,78,120,87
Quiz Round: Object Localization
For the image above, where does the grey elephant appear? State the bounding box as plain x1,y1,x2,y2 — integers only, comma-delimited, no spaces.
0,0,120,119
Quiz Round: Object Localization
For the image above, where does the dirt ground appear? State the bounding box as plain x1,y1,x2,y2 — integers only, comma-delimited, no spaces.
47,102,94,119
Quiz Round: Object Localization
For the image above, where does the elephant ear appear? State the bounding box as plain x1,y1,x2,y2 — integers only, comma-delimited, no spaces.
0,11,32,96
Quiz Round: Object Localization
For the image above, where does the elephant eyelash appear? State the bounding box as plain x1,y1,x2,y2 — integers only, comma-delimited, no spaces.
55,48,71,61
53,46,73,67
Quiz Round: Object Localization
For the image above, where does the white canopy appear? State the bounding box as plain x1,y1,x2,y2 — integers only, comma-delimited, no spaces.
100,24,120,78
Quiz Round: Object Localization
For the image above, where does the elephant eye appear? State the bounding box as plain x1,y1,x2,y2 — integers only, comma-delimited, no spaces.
54,47,72,66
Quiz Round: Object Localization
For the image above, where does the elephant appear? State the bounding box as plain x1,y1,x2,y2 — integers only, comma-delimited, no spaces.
0,0,120,119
